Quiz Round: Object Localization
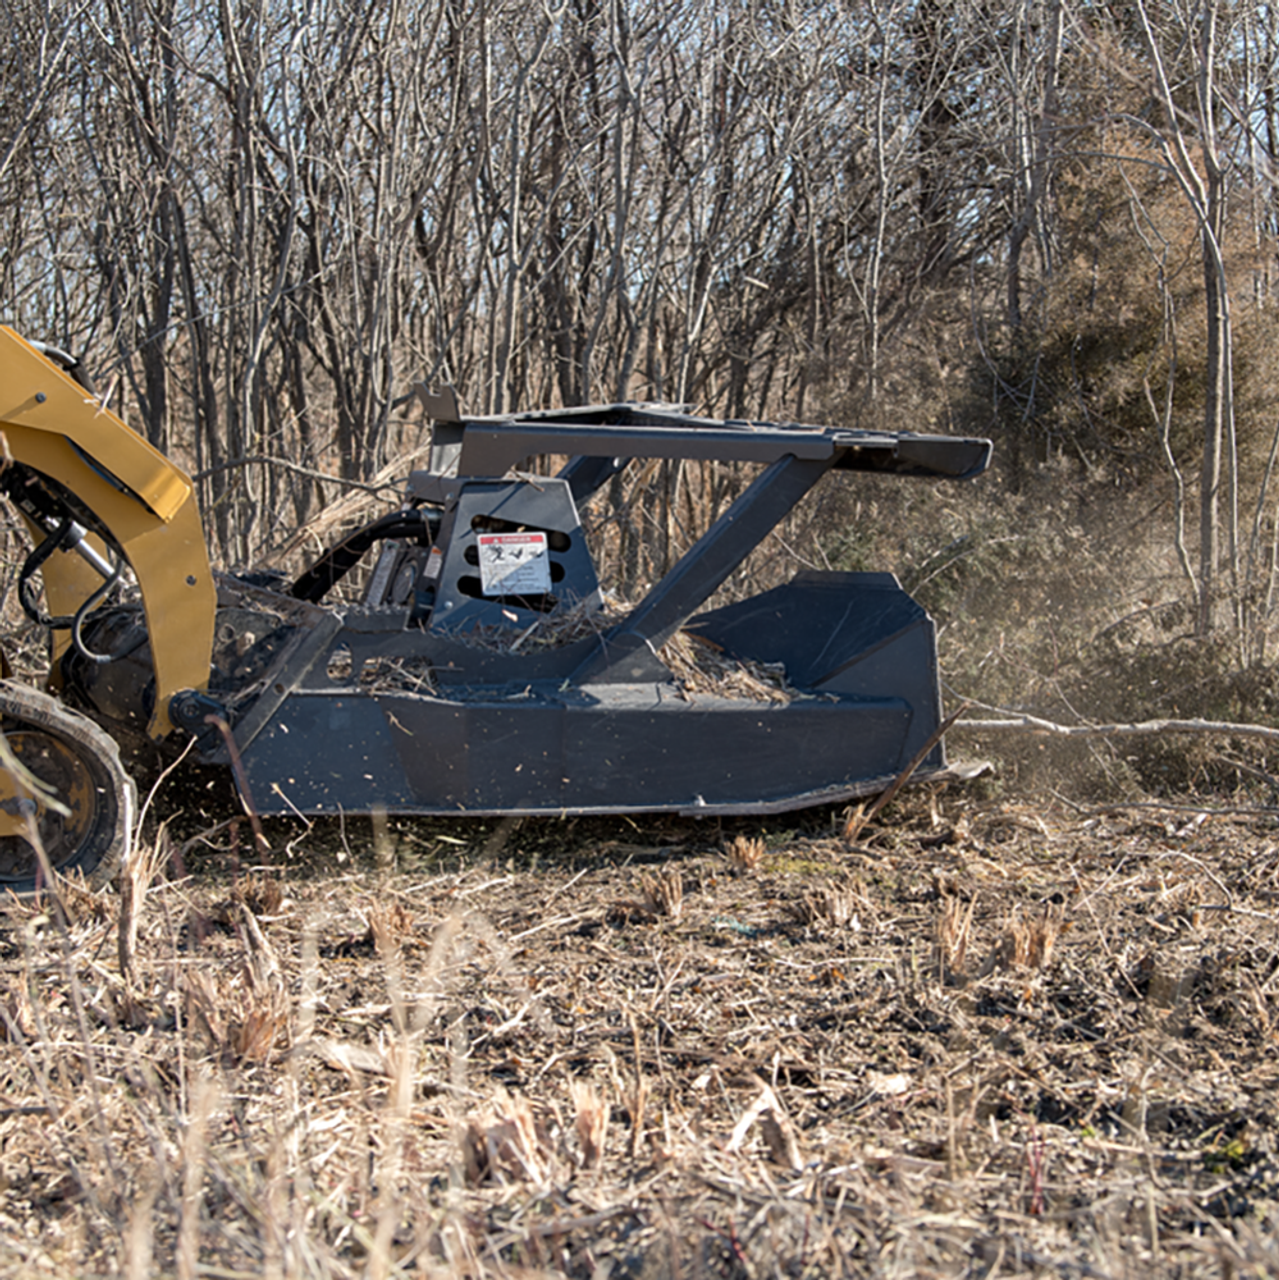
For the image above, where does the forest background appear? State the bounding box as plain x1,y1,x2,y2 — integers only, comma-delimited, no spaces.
4,0,1279,798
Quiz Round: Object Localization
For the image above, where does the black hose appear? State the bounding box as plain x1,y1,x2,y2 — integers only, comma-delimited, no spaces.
290,509,433,603
69,563,126,664
18,520,78,626
18,519,130,663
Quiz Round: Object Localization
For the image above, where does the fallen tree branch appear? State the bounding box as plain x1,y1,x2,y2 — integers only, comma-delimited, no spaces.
952,711,1279,745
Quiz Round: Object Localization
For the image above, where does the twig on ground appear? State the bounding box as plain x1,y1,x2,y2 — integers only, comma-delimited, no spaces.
844,702,969,842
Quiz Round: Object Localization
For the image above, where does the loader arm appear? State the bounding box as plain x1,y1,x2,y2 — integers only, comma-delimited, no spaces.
0,327,215,737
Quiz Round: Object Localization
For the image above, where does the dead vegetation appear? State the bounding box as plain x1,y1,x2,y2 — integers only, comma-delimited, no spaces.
723,834,765,874
350,596,798,706
0,793,1276,1277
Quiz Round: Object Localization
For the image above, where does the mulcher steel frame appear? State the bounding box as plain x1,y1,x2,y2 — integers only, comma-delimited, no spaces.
223,402,992,818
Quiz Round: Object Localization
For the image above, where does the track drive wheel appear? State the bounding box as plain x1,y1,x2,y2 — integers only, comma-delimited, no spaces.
0,682,134,894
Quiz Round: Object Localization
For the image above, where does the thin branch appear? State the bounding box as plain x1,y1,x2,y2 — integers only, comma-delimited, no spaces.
193,455,412,496
954,708,1279,746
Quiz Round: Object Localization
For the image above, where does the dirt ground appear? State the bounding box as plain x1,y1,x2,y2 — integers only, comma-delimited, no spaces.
0,782,1277,1278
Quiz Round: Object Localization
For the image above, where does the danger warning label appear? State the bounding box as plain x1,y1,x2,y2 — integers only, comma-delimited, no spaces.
476,532,552,596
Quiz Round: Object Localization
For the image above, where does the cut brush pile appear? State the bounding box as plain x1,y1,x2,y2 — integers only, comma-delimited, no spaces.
359,593,798,704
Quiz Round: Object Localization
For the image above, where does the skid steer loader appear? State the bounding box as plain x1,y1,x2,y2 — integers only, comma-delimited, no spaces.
0,326,990,893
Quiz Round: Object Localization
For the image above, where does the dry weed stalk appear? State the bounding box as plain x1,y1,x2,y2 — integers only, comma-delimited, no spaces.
841,801,869,843
759,1107,804,1171
1154,878,1202,919
368,898,415,958
233,994,288,1063
727,1080,805,1171
843,703,969,843
639,867,684,921
237,899,282,989
119,830,171,985
570,1078,608,1168
183,966,288,1065
981,907,1063,975
626,1013,650,1158
177,1073,219,1280
0,974,35,1043
234,872,284,917
53,869,111,924
725,834,765,873
124,1173,160,1280
792,876,870,929
1240,970,1274,1037
602,1024,651,1160
460,1086,553,1185
371,898,416,1035
936,893,977,977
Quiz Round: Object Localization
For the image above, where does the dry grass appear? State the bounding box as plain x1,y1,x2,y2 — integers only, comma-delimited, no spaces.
0,794,1276,1277
791,876,872,931
723,834,765,874
935,890,977,979
980,905,1066,975
638,866,684,921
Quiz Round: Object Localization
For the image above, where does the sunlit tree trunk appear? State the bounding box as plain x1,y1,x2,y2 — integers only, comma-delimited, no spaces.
1135,0,1236,637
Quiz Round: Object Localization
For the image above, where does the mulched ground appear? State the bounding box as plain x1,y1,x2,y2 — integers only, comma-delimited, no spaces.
0,788,1276,1277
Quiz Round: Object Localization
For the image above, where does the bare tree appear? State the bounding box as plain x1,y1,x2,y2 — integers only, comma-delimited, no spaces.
1131,0,1237,636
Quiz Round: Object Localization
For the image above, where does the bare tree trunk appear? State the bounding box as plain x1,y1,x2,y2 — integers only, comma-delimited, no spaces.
1134,0,1236,637
1005,0,1063,333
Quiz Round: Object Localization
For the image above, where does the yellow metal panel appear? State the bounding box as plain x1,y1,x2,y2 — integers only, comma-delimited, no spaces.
1,416,215,739
0,328,191,522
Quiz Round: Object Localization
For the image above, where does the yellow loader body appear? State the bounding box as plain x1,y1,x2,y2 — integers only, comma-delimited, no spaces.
0,327,215,737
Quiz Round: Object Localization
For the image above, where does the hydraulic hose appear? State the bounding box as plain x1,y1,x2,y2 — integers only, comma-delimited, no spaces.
19,518,81,626
18,519,129,664
290,509,433,603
